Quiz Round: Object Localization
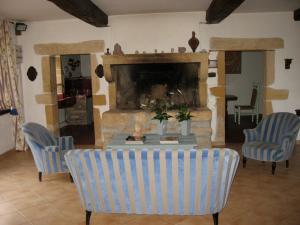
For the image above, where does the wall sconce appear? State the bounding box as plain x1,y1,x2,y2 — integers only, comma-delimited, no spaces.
15,22,27,36
285,58,293,69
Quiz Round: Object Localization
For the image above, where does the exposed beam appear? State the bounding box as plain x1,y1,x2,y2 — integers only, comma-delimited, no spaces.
294,8,300,21
48,0,108,27
206,0,245,24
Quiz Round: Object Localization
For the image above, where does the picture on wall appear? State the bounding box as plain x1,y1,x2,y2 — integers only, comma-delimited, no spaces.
225,51,241,74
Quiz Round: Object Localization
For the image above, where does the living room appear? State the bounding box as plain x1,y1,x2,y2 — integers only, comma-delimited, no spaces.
0,0,300,225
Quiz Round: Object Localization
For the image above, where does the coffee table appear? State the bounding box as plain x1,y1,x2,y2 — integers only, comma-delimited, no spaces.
107,133,198,149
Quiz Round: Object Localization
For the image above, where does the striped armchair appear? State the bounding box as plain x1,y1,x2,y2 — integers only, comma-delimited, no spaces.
23,122,74,181
65,148,239,225
242,112,300,174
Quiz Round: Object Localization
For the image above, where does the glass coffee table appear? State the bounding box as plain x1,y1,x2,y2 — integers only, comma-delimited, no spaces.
107,133,198,149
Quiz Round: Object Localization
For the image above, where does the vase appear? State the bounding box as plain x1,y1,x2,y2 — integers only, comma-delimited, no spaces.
157,120,168,135
188,31,199,53
180,120,191,136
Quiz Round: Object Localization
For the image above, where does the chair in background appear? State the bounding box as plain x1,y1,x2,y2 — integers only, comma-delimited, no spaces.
234,83,259,125
23,122,74,181
242,112,300,175
65,148,240,225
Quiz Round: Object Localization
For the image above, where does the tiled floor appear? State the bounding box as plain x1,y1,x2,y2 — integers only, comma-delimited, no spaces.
0,144,299,225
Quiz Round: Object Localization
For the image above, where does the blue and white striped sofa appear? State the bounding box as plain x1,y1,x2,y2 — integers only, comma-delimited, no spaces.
65,148,239,225
23,122,74,181
242,112,300,174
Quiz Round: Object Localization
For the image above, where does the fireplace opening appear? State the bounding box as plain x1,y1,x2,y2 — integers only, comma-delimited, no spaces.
112,63,200,110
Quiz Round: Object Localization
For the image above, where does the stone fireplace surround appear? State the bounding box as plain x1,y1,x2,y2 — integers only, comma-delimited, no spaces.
102,53,212,147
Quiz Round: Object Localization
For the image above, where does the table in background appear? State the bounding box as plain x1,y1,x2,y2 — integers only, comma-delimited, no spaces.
107,133,198,149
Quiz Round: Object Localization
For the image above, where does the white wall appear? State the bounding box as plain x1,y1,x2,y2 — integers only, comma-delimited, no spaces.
17,11,300,140
226,51,264,114
0,115,14,155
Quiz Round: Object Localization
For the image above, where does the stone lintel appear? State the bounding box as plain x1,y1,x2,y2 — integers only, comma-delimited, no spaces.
210,37,284,50
34,40,104,55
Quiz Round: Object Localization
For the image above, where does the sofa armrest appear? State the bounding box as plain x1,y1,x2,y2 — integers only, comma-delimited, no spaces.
243,129,258,142
58,136,74,151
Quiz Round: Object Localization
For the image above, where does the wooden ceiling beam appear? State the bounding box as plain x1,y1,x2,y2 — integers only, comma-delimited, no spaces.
206,0,245,24
294,8,300,21
48,0,108,27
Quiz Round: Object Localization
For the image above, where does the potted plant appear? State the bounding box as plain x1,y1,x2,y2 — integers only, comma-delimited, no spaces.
176,103,192,136
152,102,172,135
144,99,172,135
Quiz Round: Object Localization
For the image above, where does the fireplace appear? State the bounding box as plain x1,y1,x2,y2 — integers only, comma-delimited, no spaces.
112,63,200,110
101,53,212,147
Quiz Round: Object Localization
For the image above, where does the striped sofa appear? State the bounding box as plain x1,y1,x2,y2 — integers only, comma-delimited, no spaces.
23,122,74,181
242,112,300,174
65,148,239,225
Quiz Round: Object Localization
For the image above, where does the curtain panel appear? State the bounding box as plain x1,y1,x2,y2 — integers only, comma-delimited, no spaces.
0,20,25,151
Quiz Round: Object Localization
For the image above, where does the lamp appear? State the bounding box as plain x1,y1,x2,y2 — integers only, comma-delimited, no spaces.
15,22,27,36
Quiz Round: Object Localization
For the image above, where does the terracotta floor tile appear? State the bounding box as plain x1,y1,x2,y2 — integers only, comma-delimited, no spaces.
0,202,16,215
0,212,29,225
0,145,299,225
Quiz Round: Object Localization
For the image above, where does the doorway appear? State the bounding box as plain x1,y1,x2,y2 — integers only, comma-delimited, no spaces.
225,51,264,143
55,54,95,145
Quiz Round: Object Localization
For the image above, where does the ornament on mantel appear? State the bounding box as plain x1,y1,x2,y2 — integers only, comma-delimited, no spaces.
178,47,186,53
113,43,124,55
171,48,174,53
105,48,111,55
135,50,139,54
188,31,199,53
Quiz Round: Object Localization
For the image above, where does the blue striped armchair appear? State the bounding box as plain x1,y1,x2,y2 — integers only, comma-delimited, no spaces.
65,148,239,225
23,122,74,181
242,112,300,174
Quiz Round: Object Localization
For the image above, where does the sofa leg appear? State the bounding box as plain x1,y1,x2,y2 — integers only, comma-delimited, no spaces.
272,162,276,175
243,157,247,168
86,210,92,225
212,213,219,225
69,173,74,183
286,160,289,168
38,172,42,182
